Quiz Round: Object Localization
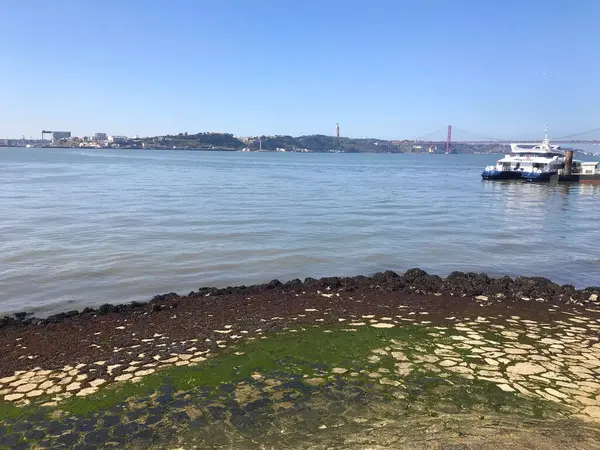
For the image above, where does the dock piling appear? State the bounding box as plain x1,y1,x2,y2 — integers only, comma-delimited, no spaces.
565,150,574,175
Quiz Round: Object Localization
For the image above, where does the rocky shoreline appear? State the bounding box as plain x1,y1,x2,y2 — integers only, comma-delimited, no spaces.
1,269,600,449
2,269,599,329
0,269,598,378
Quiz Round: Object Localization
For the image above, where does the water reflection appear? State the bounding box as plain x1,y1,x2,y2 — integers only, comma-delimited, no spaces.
483,180,554,224
479,179,597,283
577,183,600,195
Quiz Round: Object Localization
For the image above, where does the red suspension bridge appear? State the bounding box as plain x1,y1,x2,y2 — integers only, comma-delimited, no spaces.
413,126,600,147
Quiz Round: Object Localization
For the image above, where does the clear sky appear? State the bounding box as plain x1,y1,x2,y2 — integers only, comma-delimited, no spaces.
2,0,599,140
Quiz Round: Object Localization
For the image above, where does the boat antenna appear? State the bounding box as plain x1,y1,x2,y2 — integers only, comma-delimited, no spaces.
543,125,549,144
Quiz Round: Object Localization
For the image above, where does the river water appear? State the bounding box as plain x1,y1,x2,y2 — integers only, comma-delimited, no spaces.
1,147,598,316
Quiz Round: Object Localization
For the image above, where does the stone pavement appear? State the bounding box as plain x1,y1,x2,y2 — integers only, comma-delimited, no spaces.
1,303,600,448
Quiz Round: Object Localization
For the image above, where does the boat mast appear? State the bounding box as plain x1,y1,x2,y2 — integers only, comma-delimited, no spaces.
543,125,549,145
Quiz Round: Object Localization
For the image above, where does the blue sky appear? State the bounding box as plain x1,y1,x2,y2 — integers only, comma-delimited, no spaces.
2,0,599,140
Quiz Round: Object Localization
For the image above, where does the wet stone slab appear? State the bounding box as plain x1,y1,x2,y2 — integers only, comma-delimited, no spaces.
0,373,355,448
1,307,600,449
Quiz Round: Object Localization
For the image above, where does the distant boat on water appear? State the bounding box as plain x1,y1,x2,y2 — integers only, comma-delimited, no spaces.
482,128,566,181
481,127,600,183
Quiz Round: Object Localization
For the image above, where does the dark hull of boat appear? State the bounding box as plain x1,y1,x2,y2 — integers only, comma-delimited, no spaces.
522,172,556,182
481,171,522,180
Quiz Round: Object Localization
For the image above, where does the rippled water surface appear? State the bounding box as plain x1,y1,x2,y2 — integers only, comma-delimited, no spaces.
1,147,599,316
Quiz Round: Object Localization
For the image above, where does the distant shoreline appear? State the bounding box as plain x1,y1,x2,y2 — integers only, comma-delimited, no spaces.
3,146,598,157
0,146,519,156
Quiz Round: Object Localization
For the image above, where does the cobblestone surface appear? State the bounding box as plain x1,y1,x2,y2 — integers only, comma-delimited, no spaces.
1,297,600,448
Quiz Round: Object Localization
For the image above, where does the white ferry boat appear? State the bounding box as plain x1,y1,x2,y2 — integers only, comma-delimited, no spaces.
481,129,567,182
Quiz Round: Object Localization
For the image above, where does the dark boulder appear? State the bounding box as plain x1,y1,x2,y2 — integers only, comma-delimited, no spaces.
283,278,303,290
265,279,283,290
151,293,179,302
442,271,487,296
318,277,342,289
46,312,68,323
582,287,600,302
414,274,443,293
196,287,217,296
512,276,561,300
372,271,400,284
98,303,119,315
404,268,429,282
302,277,319,290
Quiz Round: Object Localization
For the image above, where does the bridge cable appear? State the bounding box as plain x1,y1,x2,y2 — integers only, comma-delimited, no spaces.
555,126,600,140
411,128,446,141
454,127,502,142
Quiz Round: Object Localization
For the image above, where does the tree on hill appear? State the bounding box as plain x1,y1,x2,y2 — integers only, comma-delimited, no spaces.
257,135,300,150
164,132,244,149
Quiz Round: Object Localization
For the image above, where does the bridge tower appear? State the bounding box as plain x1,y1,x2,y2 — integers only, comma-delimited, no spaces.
446,125,452,154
